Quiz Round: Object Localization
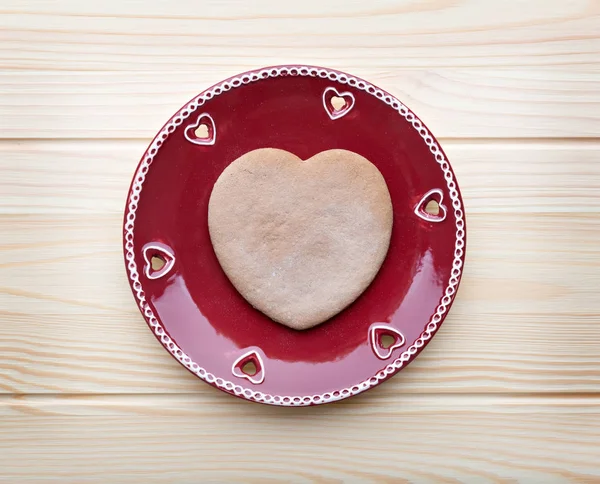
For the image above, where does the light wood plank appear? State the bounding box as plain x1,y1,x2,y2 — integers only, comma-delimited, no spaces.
2,140,600,214
0,396,599,482
2,68,599,139
1,0,599,70
1,213,598,395
3,392,600,416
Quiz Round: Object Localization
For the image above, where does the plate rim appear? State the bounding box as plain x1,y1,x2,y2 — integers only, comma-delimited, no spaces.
122,64,467,406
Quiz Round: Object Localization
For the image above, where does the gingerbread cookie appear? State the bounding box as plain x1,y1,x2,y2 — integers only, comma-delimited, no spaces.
208,148,393,330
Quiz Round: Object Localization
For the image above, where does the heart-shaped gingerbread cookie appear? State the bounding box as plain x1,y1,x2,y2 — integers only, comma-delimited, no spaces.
208,148,393,330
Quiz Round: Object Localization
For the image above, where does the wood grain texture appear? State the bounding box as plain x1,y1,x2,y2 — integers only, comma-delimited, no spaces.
1,0,599,480
2,140,600,214
2,68,600,139
1,0,599,70
1,396,600,482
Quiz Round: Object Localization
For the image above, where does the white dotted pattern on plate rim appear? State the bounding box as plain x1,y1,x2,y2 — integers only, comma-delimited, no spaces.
123,65,466,406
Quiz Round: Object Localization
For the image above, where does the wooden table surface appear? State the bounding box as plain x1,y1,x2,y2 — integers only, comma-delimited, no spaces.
1,1,599,481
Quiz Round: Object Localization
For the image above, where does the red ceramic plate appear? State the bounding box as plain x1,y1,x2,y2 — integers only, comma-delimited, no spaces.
123,65,466,406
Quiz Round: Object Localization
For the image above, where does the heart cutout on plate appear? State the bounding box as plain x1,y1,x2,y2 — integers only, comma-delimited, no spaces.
322,86,355,120
143,243,175,280
231,348,265,385
208,148,393,330
369,323,405,360
414,188,447,223
184,113,216,146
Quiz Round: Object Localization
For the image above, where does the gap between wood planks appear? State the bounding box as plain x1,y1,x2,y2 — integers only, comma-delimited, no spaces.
2,391,600,400
2,137,600,144
2,392,600,413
